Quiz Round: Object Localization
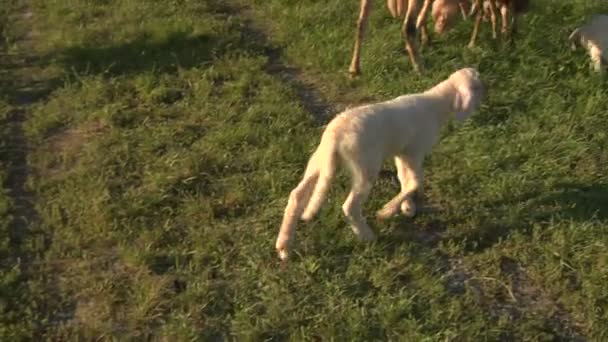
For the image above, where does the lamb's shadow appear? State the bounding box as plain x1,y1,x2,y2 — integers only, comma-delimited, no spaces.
535,182,608,222
448,181,608,254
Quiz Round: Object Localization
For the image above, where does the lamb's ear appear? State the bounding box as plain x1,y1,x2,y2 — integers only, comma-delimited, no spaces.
453,81,482,122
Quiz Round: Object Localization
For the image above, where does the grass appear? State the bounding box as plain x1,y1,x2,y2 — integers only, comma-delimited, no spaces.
1,0,608,340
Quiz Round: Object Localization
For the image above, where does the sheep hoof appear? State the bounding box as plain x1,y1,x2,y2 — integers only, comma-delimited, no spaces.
400,199,417,218
376,205,399,220
275,236,290,261
277,248,289,261
353,226,376,242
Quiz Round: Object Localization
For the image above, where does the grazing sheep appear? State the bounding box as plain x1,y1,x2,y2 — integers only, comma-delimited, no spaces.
467,0,530,47
275,68,485,261
349,0,467,76
569,14,608,74
428,0,471,35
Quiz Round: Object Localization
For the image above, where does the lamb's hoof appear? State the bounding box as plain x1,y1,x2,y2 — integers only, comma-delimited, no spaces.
356,229,376,242
400,200,417,218
467,42,476,49
350,223,376,242
275,237,290,261
300,211,313,222
277,248,289,261
376,204,399,220
348,68,360,79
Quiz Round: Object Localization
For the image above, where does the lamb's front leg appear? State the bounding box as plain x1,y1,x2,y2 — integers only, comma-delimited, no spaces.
377,154,422,219
589,46,605,74
342,189,376,241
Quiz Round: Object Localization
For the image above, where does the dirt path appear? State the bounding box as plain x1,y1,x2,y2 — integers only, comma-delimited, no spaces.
2,9,47,247
223,1,339,123
1,2,72,333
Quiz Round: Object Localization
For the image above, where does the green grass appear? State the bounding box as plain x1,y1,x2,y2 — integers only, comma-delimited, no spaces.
1,0,608,340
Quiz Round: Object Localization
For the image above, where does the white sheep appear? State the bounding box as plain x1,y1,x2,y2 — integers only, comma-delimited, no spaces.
569,14,608,74
275,68,485,261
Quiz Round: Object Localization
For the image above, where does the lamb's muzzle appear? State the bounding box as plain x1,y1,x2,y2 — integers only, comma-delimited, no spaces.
275,67,485,261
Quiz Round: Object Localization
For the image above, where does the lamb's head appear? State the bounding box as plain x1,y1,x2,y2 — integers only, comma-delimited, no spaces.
432,0,461,34
449,67,485,122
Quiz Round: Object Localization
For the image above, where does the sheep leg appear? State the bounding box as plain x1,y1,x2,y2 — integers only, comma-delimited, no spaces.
459,1,469,20
275,162,320,261
342,163,377,241
487,0,498,39
377,154,422,219
403,29,422,73
505,2,517,43
349,0,373,77
468,0,478,18
400,156,423,217
416,0,432,49
420,22,430,50
401,0,422,72
467,0,484,48
500,3,508,35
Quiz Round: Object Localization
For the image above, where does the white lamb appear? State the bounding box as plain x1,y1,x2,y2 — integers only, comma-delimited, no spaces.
569,14,608,74
275,68,485,261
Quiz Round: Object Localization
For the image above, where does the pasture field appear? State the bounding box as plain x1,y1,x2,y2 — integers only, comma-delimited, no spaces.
1,0,608,340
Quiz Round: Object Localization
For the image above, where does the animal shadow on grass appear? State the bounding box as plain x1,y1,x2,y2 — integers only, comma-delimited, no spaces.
369,178,608,258
50,1,334,121
49,0,242,76
456,181,608,254
54,31,219,76
538,182,608,222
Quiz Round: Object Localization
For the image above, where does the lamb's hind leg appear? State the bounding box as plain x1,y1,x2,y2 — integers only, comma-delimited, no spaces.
275,153,321,261
342,159,378,241
349,0,373,77
377,154,422,219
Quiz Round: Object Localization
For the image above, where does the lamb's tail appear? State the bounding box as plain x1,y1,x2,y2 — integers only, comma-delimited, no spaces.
300,134,338,221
